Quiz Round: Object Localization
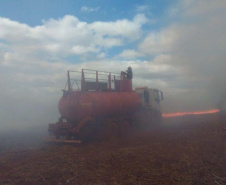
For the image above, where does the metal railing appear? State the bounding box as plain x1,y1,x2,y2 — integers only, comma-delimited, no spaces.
65,69,122,92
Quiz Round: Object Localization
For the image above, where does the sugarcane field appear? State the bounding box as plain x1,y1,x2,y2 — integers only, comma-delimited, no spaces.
0,113,225,185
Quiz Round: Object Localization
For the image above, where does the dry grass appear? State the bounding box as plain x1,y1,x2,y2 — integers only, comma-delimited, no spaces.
0,113,225,185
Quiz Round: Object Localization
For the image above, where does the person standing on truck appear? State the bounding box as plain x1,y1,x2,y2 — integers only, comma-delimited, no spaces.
127,66,133,79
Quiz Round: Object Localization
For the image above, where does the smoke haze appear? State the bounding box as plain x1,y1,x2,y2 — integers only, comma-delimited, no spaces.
0,0,226,131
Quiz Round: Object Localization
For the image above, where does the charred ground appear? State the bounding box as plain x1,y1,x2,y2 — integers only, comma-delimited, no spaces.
0,113,225,185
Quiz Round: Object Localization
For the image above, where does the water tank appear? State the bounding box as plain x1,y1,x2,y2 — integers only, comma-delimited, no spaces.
58,91,141,123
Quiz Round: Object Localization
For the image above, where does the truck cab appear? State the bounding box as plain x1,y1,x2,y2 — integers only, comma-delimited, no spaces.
135,86,163,113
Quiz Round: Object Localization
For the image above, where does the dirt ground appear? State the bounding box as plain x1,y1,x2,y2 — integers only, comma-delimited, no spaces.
0,113,225,185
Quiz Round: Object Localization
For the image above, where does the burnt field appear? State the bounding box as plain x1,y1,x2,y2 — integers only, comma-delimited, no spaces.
0,113,225,185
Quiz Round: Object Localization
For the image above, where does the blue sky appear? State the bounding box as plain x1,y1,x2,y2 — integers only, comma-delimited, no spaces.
0,0,226,130
0,0,174,25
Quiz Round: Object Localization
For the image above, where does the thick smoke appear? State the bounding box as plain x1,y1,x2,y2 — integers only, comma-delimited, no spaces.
0,0,226,133
137,0,226,112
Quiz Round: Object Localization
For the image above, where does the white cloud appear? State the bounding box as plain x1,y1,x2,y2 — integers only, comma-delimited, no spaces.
81,6,100,12
89,14,148,40
0,14,147,59
133,14,149,25
116,49,144,59
97,52,106,58
69,45,99,55
136,5,148,12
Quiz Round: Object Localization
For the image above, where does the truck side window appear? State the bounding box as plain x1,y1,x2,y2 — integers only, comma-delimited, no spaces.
161,91,163,100
144,91,149,104
154,90,160,102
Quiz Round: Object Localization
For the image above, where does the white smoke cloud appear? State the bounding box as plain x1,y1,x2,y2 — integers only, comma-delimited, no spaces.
120,0,226,112
0,0,226,131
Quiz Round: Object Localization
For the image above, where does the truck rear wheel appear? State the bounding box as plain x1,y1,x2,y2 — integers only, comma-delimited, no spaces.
103,121,119,140
120,121,130,137
78,117,96,140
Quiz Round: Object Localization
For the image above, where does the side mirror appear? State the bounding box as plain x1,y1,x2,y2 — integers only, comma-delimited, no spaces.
160,91,163,100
